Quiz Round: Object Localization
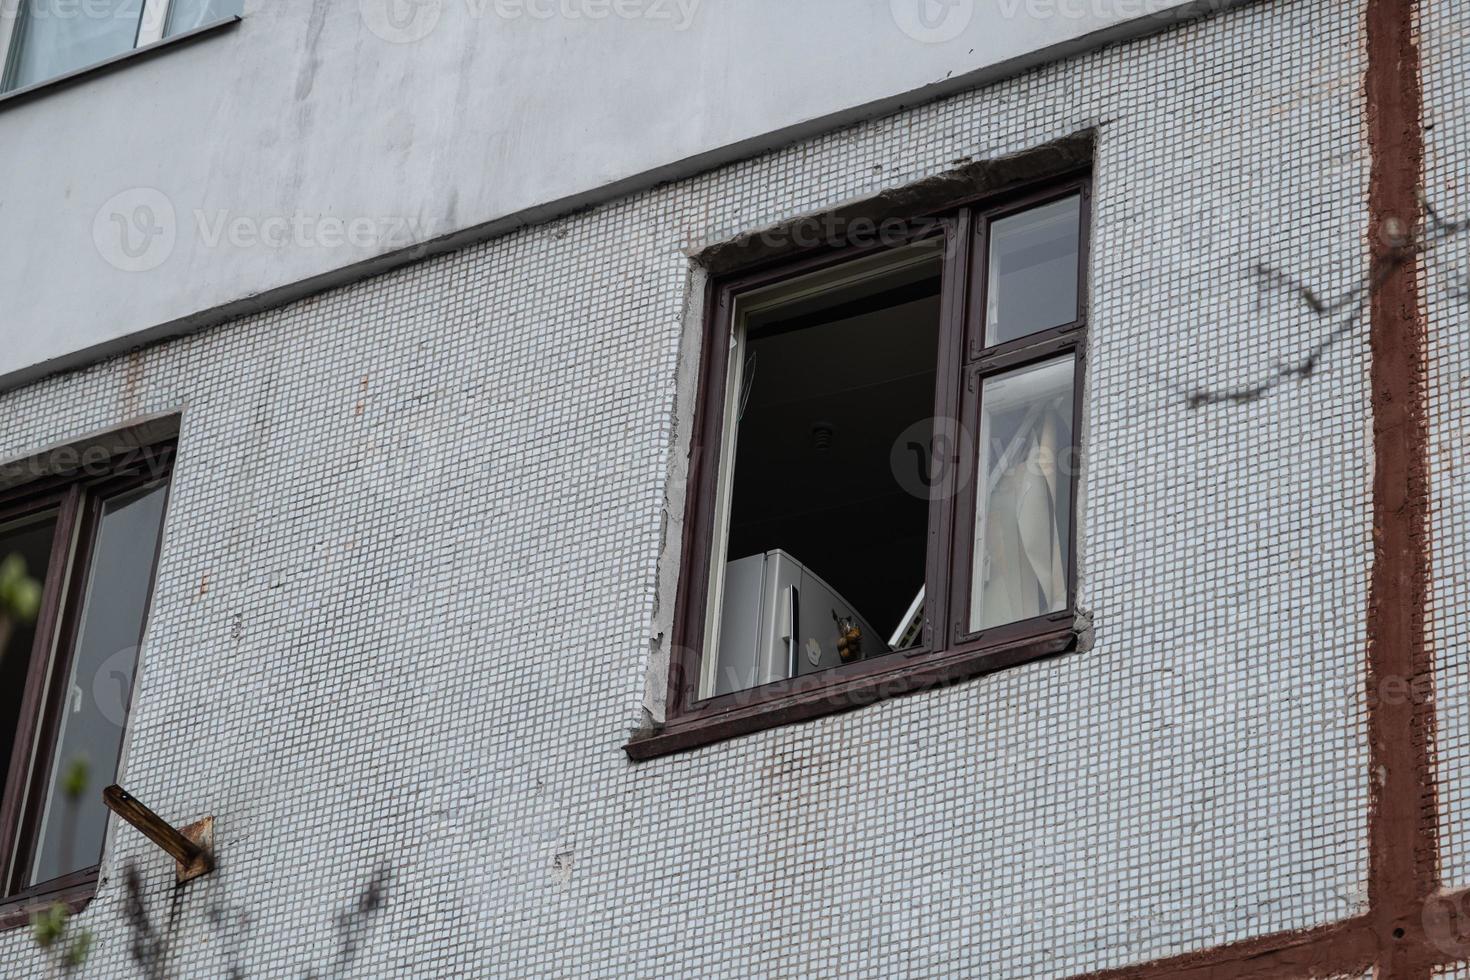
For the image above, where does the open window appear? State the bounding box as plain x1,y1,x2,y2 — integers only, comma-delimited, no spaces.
0,433,174,928
701,241,943,698
630,177,1089,759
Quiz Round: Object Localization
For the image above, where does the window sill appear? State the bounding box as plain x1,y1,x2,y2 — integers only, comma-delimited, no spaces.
0,868,98,932
624,623,1081,761
0,15,240,113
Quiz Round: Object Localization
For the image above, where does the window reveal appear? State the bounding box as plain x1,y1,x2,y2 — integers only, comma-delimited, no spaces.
645,176,1090,754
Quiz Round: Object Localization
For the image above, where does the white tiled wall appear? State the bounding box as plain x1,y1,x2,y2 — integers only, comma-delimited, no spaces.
0,0,1375,975
1422,0,1470,897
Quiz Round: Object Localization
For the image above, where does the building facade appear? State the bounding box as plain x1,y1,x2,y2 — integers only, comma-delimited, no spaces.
0,0,1464,976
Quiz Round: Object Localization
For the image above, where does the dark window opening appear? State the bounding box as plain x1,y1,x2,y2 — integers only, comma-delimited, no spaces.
714,268,942,695
0,514,57,808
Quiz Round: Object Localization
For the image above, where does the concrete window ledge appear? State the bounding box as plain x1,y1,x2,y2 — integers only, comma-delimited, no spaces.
625,622,1085,761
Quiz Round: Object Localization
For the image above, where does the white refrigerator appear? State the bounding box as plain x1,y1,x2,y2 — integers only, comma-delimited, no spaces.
709,549,883,697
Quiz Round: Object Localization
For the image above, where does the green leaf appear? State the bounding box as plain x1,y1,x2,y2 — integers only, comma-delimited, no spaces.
30,902,68,949
0,553,40,624
9,576,40,622
61,758,89,803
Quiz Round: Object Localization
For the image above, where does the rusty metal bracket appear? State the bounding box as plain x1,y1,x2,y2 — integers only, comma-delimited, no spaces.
102,785,215,884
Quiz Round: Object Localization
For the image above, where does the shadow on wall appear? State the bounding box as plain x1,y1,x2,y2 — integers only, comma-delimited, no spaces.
2,550,393,978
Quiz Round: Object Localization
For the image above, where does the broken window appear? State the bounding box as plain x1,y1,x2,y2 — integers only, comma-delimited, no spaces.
659,177,1089,743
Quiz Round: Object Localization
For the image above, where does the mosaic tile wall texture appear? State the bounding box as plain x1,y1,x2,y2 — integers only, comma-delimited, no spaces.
0,0,1375,975
1422,0,1470,896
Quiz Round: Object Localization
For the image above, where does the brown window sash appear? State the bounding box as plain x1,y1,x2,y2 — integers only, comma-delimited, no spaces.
0,867,97,931
629,174,1091,760
0,432,175,925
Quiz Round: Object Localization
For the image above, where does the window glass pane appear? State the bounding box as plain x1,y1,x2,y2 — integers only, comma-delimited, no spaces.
0,513,57,808
28,481,168,887
3,0,146,93
701,245,943,699
969,356,1075,633
984,195,1081,346
164,0,238,36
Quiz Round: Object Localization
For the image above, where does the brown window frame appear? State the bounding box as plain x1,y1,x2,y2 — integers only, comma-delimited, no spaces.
627,175,1091,761
0,435,175,930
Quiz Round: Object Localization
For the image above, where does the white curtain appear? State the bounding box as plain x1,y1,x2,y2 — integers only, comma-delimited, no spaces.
971,357,1073,632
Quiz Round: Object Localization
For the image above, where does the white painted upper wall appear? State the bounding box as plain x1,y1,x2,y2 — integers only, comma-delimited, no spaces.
0,0,1212,386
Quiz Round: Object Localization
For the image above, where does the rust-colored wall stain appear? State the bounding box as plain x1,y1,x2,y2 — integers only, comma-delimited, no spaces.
121,350,146,420
1077,918,1377,980
1363,0,1437,973
1076,0,1441,977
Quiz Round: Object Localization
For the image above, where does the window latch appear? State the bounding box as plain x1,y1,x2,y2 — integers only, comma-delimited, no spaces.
102,785,215,884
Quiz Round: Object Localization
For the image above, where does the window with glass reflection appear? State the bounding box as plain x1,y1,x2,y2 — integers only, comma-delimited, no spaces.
0,438,172,922
659,177,1088,741
958,187,1085,640
0,0,242,94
